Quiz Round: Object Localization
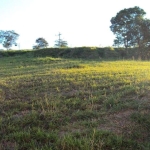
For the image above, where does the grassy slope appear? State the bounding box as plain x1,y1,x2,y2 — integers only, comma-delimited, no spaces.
0,55,150,149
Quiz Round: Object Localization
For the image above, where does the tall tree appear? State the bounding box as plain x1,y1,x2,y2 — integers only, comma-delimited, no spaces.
110,6,150,49
0,30,19,49
55,33,68,48
55,39,68,47
34,37,48,49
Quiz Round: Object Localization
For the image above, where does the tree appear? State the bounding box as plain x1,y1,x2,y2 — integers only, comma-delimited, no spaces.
133,18,150,48
32,45,39,49
54,33,68,48
55,39,68,47
34,37,48,49
0,30,19,49
110,6,150,49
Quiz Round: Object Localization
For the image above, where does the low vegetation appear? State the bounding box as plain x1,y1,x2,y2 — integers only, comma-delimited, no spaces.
0,53,150,149
1,46,150,60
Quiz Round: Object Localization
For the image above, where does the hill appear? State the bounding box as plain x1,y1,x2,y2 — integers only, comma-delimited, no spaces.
0,53,150,149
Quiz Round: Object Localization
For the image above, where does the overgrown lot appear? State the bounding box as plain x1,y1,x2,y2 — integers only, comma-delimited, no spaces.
0,55,150,149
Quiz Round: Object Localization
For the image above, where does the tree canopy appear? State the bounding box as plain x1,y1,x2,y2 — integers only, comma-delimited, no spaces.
54,33,68,48
110,6,150,49
55,39,68,48
33,37,49,49
0,30,19,49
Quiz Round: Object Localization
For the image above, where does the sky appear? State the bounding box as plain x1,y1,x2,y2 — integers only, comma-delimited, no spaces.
0,0,150,49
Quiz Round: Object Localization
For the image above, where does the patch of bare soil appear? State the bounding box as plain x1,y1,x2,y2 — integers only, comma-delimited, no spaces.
99,88,150,134
0,140,17,150
59,122,86,137
98,110,136,135
61,89,79,99
11,110,32,120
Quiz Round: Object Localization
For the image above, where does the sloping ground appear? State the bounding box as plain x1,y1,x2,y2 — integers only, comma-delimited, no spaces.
0,56,150,149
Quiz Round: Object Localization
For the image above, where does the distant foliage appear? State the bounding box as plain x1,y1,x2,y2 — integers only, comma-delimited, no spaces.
54,33,68,48
33,47,123,59
55,39,68,48
1,47,150,60
33,37,49,49
0,30,19,49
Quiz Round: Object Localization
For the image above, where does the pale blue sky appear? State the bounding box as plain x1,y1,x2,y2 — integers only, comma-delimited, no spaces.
0,0,150,49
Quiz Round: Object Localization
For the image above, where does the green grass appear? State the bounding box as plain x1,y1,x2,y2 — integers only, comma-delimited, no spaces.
0,55,150,149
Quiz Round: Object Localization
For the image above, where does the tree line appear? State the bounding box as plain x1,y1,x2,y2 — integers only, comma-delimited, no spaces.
1,6,150,53
32,33,68,49
0,31,68,50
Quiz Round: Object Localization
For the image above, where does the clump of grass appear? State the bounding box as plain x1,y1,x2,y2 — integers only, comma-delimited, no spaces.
57,129,140,150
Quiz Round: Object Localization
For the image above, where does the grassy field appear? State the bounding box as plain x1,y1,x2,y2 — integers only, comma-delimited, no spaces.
0,55,150,149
